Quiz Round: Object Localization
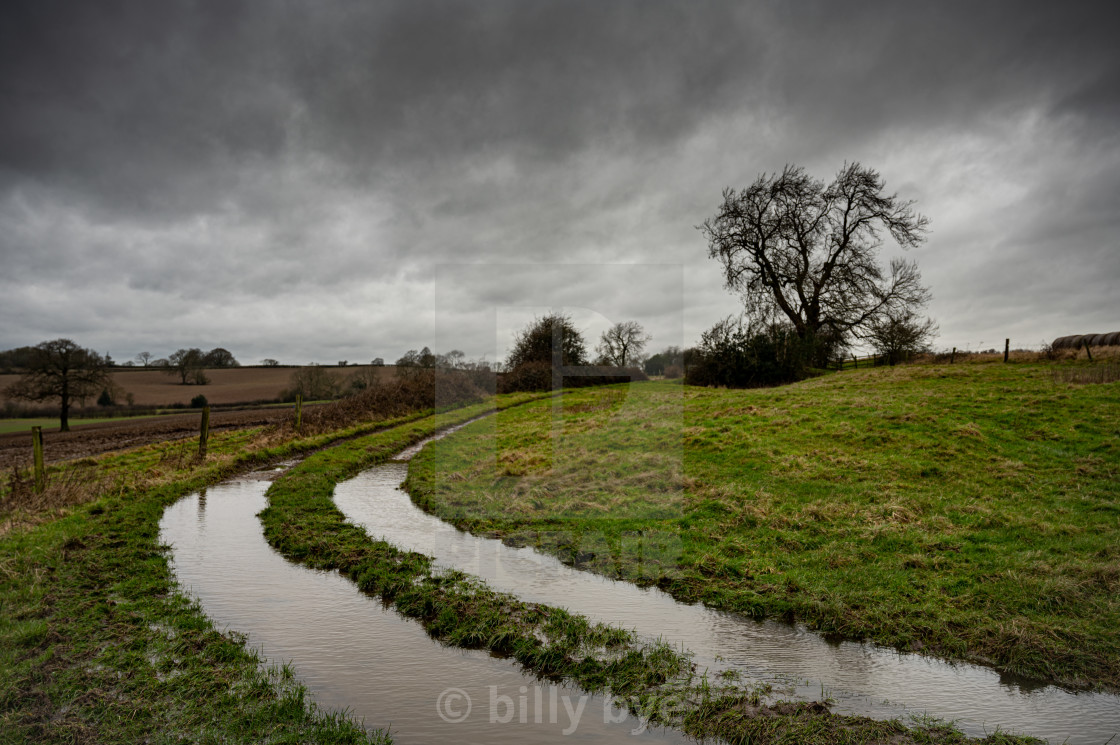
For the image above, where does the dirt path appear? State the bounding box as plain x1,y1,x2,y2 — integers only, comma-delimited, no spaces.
0,408,295,469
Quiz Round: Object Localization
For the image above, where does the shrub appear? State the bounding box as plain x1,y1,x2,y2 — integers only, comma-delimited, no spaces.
685,318,808,388
190,394,208,408
290,368,491,436
497,362,647,393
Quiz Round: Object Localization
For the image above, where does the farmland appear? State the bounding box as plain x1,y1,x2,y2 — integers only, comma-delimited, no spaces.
0,364,396,409
0,365,398,468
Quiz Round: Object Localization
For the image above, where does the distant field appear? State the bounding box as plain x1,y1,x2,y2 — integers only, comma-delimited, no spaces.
0,416,162,435
0,365,397,408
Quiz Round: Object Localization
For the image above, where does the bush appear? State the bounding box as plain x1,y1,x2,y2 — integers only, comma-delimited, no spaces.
497,361,648,393
290,368,491,437
190,394,208,408
685,318,808,388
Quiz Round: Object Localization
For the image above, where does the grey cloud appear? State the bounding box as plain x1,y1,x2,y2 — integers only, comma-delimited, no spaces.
1,1,1118,361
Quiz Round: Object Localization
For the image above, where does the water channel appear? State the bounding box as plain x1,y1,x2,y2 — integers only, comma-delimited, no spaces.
161,469,690,744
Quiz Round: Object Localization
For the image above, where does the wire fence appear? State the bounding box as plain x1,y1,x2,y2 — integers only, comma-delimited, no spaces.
839,335,1120,371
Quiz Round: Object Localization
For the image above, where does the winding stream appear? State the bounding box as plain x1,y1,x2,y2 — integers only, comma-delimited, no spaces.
160,470,689,744
329,422,1120,744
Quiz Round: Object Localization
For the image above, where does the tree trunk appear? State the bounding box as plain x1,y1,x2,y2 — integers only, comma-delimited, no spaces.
60,387,70,432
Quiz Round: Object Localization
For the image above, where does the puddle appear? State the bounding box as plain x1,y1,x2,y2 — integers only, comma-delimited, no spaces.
160,477,692,744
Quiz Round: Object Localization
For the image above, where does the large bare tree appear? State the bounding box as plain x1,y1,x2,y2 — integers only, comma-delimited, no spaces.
4,339,111,431
701,163,931,361
596,321,651,367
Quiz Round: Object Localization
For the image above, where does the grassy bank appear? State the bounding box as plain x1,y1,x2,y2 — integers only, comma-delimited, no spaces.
0,405,463,742
404,361,1120,691
259,397,1038,743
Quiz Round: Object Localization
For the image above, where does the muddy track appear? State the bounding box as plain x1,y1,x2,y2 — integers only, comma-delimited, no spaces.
0,408,295,470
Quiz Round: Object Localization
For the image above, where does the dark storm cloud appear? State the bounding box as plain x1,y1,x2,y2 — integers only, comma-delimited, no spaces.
1,1,1117,361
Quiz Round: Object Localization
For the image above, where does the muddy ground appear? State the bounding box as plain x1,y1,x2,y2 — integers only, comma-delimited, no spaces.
0,407,295,470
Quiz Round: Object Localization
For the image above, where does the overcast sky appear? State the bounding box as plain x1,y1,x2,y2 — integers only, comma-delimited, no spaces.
2,1,1117,365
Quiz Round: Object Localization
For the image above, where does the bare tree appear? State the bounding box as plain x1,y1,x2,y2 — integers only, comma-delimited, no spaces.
4,339,111,431
166,348,209,385
286,364,340,400
135,351,153,367
701,162,931,363
596,321,651,367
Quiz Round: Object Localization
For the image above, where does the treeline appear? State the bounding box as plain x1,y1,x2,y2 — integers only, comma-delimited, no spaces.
0,346,240,374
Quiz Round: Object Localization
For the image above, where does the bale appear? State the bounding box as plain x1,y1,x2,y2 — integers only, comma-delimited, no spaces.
1051,332,1120,349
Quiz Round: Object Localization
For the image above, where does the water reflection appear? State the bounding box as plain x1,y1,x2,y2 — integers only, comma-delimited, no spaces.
160,479,691,744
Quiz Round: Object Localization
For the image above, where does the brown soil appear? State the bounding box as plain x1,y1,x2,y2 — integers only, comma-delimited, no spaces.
0,365,397,408
0,407,296,470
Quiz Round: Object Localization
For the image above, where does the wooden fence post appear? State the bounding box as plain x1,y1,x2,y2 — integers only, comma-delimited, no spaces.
852,354,857,369
31,426,45,494
295,394,303,435
950,347,956,364
1084,339,1094,362
198,406,210,458
1003,339,1010,363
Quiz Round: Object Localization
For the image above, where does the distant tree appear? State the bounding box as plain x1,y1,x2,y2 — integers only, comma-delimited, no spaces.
202,347,239,368
643,346,683,376
396,347,433,369
97,389,115,407
596,321,651,367
260,358,280,367
285,365,340,400
702,162,931,365
4,339,112,431
371,357,384,366
507,314,587,369
135,351,153,367
338,360,348,367
867,309,939,366
166,348,209,385
436,349,466,369
0,346,37,373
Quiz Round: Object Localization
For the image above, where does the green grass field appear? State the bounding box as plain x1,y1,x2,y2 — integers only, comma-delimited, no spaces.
0,382,1053,743
406,361,1120,690
0,416,161,434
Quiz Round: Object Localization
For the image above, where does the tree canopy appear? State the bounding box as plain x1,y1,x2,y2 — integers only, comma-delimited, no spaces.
4,339,112,431
506,313,587,369
166,348,209,385
596,321,651,367
702,162,931,363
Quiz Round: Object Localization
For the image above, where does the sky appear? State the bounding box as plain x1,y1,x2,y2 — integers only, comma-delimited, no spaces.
2,0,1118,365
